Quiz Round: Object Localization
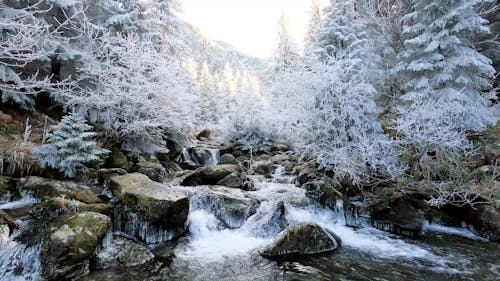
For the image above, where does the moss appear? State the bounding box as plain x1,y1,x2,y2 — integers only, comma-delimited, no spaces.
67,213,111,236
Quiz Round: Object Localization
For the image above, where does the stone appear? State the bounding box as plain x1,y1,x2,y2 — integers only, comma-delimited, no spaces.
218,153,239,165
30,197,112,220
217,172,246,189
95,236,155,269
41,212,111,281
187,147,219,166
20,177,102,204
0,176,20,202
464,205,500,242
105,146,130,170
109,173,189,244
136,162,167,183
303,181,343,209
271,153,289,164
196,129,211,140
260,223,341,259
181,165,241,186
188,185,259,228
371,197,424,238
251,161,275,176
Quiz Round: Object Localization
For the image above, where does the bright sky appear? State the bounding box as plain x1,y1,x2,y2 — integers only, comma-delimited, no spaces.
179,0,319,58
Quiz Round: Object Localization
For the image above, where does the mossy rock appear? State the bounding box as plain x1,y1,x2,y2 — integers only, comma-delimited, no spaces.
260,223,340,259
109,173,189,243
41,211,111,281
30,198,112,219
20,177,102,204
136,162,167,183
181,164,241,186
95,237,155,269
105,145,130,170
218,154,239,165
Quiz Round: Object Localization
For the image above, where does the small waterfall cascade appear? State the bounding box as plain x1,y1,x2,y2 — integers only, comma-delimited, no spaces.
181,147,220,166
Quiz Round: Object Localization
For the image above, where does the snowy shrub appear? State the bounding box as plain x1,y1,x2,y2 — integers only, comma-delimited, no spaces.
0,1,78,110
274,59,400,186
35,113,109,178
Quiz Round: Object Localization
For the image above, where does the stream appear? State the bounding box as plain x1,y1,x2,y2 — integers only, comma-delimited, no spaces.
1,170,499,281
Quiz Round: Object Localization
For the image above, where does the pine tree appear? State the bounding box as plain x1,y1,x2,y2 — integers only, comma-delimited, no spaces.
35,113,109,178
394,0,497,158
304,0,325,56
316,0,368,65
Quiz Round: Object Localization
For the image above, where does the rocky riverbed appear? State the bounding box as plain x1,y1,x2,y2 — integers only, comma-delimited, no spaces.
0,144,499,281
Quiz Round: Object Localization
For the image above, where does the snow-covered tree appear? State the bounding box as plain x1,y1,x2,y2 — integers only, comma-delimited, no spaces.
393,0,497,178
35,112,109,178
65,28,196,158
0,1,78,111
304,0,325,56
274,14,300,73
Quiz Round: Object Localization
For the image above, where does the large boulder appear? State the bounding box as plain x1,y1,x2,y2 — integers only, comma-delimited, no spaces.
216,172,254,190
20,177,102,204
136,162,167,183
371,196,424,238
41,212,111,281
186,147,219,166
187,185,259,228
260,223,341,259
109,173,189,244
181,165,241,186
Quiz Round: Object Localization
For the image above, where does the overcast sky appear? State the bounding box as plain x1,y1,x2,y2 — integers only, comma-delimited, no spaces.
179,0,322,58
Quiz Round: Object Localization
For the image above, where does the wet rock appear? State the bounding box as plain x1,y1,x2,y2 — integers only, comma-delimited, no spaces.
182,165,241,186
98,168,127,181
303,180,343,209
136,162,167,183
189,186,259,228
0,176,20,202
294,162,318,185
187,147,219,166
41,212,111,281
105,145,130,171
243,201,288,237
0,210,17,233
217,172,246,189
218,153,239,165
95,236,155,269
109,173,189,244
251,161,275,176
196,129,211,140
271,153,289,164
371,197,424,238
30,197,112,220
260,223,340,259
464,205,500,242
20,177,102,204
344,199,371,228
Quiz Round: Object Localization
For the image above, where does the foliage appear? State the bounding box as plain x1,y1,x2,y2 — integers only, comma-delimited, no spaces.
35,113,109,177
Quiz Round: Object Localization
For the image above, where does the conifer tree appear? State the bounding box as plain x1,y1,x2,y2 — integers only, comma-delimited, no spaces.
274,14,300,73
394,0,497,160
35,113,109,178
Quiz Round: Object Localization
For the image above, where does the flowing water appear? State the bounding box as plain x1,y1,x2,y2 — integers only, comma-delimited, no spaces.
81,177,500,281
1,170,498,281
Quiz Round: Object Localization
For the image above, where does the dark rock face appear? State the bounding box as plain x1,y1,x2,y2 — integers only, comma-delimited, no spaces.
136,162,167,183
105,146,130,171
41,212,111,281
0,176,20,202
109,173,189,244
260,223,340,259
181,165,241,186
371,197,424,238
30,197,111,220
464,205,500,242
303,180,343,209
